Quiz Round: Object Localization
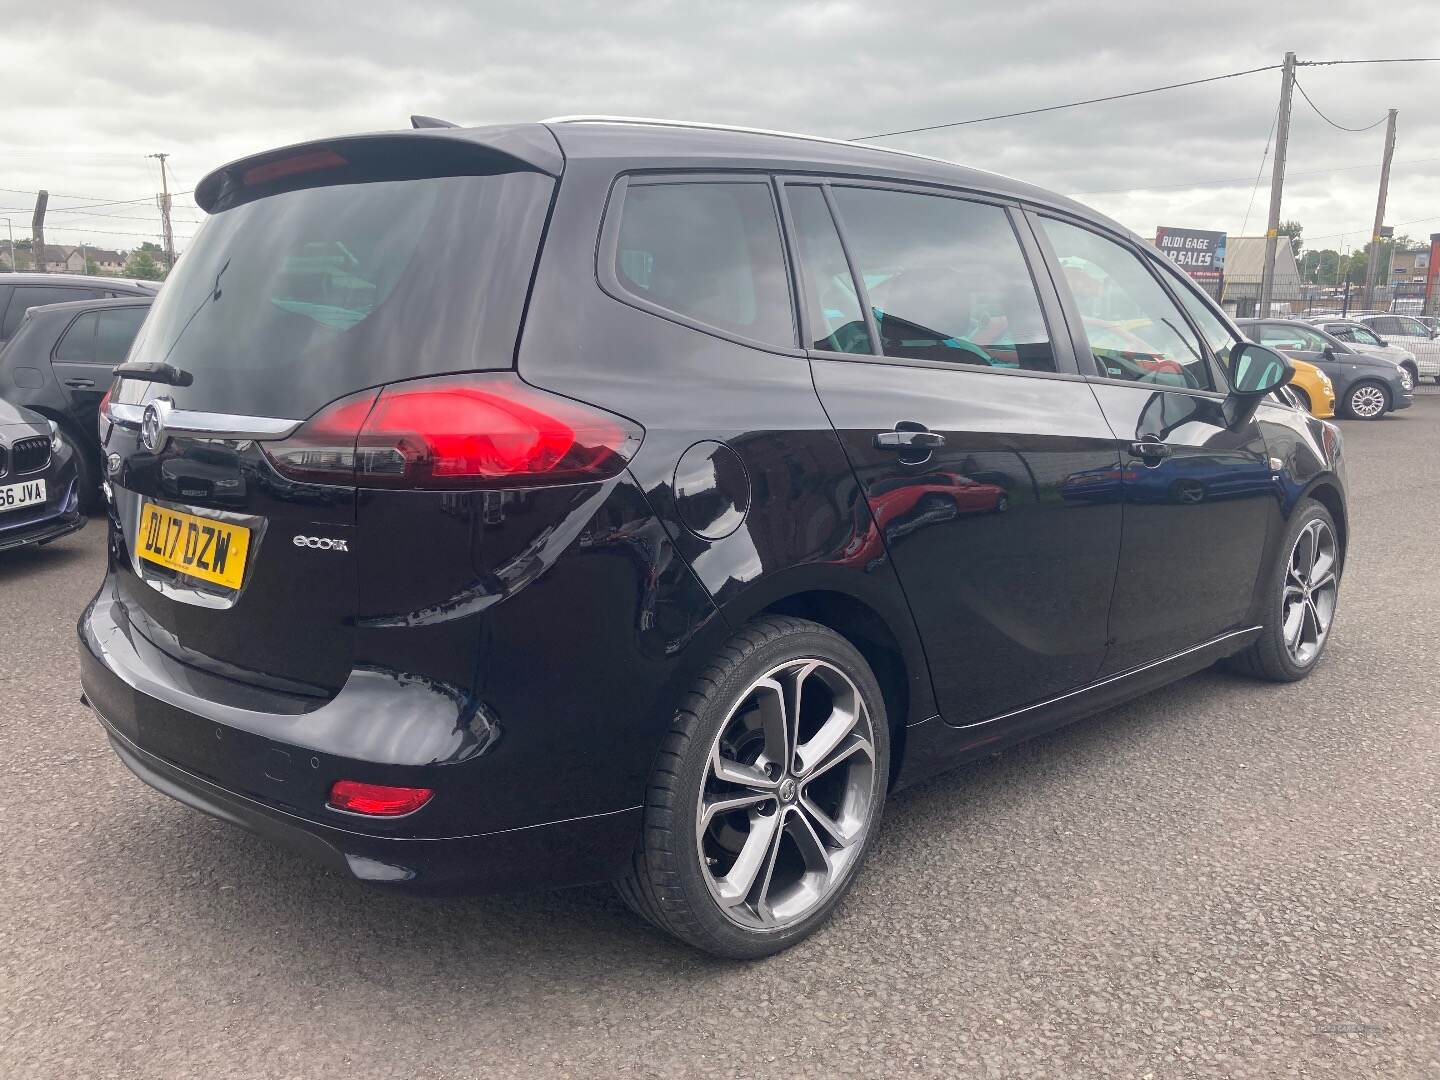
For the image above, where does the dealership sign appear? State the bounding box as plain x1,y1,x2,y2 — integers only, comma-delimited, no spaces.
1154,227,1227,283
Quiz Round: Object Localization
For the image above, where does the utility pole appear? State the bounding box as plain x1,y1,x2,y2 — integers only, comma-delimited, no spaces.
1363,109,1398,310
1,217,14,273
32,190,49,273
1258,51,1296,315
148,152,175,273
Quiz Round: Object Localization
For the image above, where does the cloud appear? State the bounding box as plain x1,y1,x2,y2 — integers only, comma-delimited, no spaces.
0,0,1436,251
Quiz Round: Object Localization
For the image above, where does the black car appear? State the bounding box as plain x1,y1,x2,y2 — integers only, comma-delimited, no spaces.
1237,318,1412,420
79,119,1346,958
0,396,84,553
0,273,156,346
1,296,153,507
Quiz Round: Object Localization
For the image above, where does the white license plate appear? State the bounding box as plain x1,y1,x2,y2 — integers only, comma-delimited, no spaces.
0,477,46,513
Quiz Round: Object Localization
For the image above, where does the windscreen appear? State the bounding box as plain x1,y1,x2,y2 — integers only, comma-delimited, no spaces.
118,170,554,419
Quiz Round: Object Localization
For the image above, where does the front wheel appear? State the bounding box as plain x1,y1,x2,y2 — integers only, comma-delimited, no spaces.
616,616,889,959
1229,500,1341,682
1342,380,1388,420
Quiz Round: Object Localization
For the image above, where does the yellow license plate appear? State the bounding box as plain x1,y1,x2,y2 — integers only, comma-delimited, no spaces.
137,503,251,590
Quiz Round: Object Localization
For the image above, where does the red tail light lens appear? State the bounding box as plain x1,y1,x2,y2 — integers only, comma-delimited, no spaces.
329,780,433,817
243,149,349,187
98,386,114,425
263,374,643,490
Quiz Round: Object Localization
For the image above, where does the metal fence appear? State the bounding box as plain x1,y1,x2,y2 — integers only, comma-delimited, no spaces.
1198,275,1439,320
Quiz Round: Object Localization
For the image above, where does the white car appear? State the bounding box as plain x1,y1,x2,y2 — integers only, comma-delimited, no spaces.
1355,314,1440,384
1310,318,1424,391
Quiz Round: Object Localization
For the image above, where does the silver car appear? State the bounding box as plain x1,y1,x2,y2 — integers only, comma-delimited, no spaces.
1354,314,1440,385
1310,318,1423,391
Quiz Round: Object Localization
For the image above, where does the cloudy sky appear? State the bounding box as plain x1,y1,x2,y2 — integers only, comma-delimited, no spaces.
2,0,1437,257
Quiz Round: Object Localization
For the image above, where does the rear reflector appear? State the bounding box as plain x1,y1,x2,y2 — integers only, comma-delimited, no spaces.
262,373,643,490
328,780,433,817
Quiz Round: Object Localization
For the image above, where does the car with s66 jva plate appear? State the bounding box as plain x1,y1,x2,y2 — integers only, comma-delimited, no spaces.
80,117,1347,958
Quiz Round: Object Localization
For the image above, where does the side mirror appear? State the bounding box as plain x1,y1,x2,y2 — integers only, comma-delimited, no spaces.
1224,343,1294,429
1322,345,1336,361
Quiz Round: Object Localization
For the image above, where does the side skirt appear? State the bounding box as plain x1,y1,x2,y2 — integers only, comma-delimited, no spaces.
893,626,1261,791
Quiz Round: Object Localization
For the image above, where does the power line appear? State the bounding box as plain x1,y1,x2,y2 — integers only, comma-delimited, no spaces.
1292,77,1387,132
851,65,1281,140
1298,57,1440,66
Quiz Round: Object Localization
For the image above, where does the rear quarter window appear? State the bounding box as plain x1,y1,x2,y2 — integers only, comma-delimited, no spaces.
606,179,795,349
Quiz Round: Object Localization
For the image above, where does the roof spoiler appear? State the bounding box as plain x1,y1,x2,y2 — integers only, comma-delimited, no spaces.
194,125,563,213
411,115,460,129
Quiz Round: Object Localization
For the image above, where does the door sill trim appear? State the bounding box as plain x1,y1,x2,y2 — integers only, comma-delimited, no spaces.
946,626,1262,731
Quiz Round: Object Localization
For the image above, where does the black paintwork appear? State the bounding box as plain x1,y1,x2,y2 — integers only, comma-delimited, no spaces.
79,121,1347,893
0,295,154,500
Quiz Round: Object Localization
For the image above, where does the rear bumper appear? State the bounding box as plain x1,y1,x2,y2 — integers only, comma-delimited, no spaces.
78,586,643,894
93,705,639,892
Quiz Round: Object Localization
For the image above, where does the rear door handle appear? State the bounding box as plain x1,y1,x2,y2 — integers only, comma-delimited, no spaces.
64,377,96,389
1128,440,1171,464
874,430,946,451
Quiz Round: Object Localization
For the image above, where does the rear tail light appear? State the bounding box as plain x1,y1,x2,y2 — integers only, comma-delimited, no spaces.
328,780,433,817
98,386,113,425
262,374,643,490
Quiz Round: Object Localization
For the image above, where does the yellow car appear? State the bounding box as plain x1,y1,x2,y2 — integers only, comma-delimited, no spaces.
1283,356,1336,418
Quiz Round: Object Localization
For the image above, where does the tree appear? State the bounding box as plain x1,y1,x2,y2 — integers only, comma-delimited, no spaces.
125,248,165,281
85,257,100,275
1278,220,1304,259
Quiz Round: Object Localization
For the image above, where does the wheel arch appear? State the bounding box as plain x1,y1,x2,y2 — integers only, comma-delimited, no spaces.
1303,479,1348,576
752,587,928,789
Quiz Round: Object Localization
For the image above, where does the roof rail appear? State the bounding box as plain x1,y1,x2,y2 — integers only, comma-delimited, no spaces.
539,114,961,169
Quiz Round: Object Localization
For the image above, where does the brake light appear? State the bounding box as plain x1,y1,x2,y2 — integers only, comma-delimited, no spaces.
328,780,433,817
98,386,113,424
243,149,349,187
262,374,643,489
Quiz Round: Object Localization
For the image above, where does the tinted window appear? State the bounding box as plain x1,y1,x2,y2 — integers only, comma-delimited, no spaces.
1168,273,1237,375
614,181,793,348
1255,323,1328,351
3,286,106,338
54,311,99,364
96,307,148,366
117,171,554,420
786,186,871,354
1344,324,1385,347
830,187,1055,372
1041,219,1211,390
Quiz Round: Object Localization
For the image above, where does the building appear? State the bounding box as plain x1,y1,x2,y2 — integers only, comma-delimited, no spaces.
1220,236,1304,317
59,246,128,274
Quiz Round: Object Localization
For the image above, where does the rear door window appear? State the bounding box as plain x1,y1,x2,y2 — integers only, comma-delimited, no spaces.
784,185,872,354
118,170,555,419
54,311,99,365
96,306,148,366
611,179,794,348
829,186,1056,372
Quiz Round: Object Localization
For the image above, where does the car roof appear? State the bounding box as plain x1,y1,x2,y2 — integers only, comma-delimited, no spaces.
0,272,157,291
542,117,1134,237
197,117,1137,242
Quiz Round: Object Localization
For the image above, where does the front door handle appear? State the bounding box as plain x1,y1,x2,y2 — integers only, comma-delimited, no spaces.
1128,439,1172,464
64,377,96,389
874,430,946,451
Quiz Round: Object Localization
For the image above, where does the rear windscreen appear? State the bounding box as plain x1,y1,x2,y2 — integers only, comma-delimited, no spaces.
118,170,554,419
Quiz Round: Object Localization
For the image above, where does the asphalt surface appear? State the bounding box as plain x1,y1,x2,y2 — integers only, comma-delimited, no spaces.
2,400,1438,1079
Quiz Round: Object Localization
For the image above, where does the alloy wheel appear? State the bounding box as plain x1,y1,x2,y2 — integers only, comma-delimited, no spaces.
1348,384,1386,419
1282,518,1338,667
697,658,878,930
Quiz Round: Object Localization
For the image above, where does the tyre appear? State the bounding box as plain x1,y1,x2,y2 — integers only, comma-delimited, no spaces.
70,436,103,513
616,615,889,959
1228,499,1340,682
1292,387,1312,414
1342,380,1388,420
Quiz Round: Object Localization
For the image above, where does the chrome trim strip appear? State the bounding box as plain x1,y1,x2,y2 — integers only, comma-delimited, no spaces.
950,627,1263,731
107,401,299,440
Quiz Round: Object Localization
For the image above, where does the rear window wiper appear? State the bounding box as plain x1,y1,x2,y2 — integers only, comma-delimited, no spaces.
112,360,195,387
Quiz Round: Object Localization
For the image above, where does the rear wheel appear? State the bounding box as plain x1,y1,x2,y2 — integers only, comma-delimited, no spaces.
1342,380,1388,420
616,616,889,959
1229,500,1340,682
